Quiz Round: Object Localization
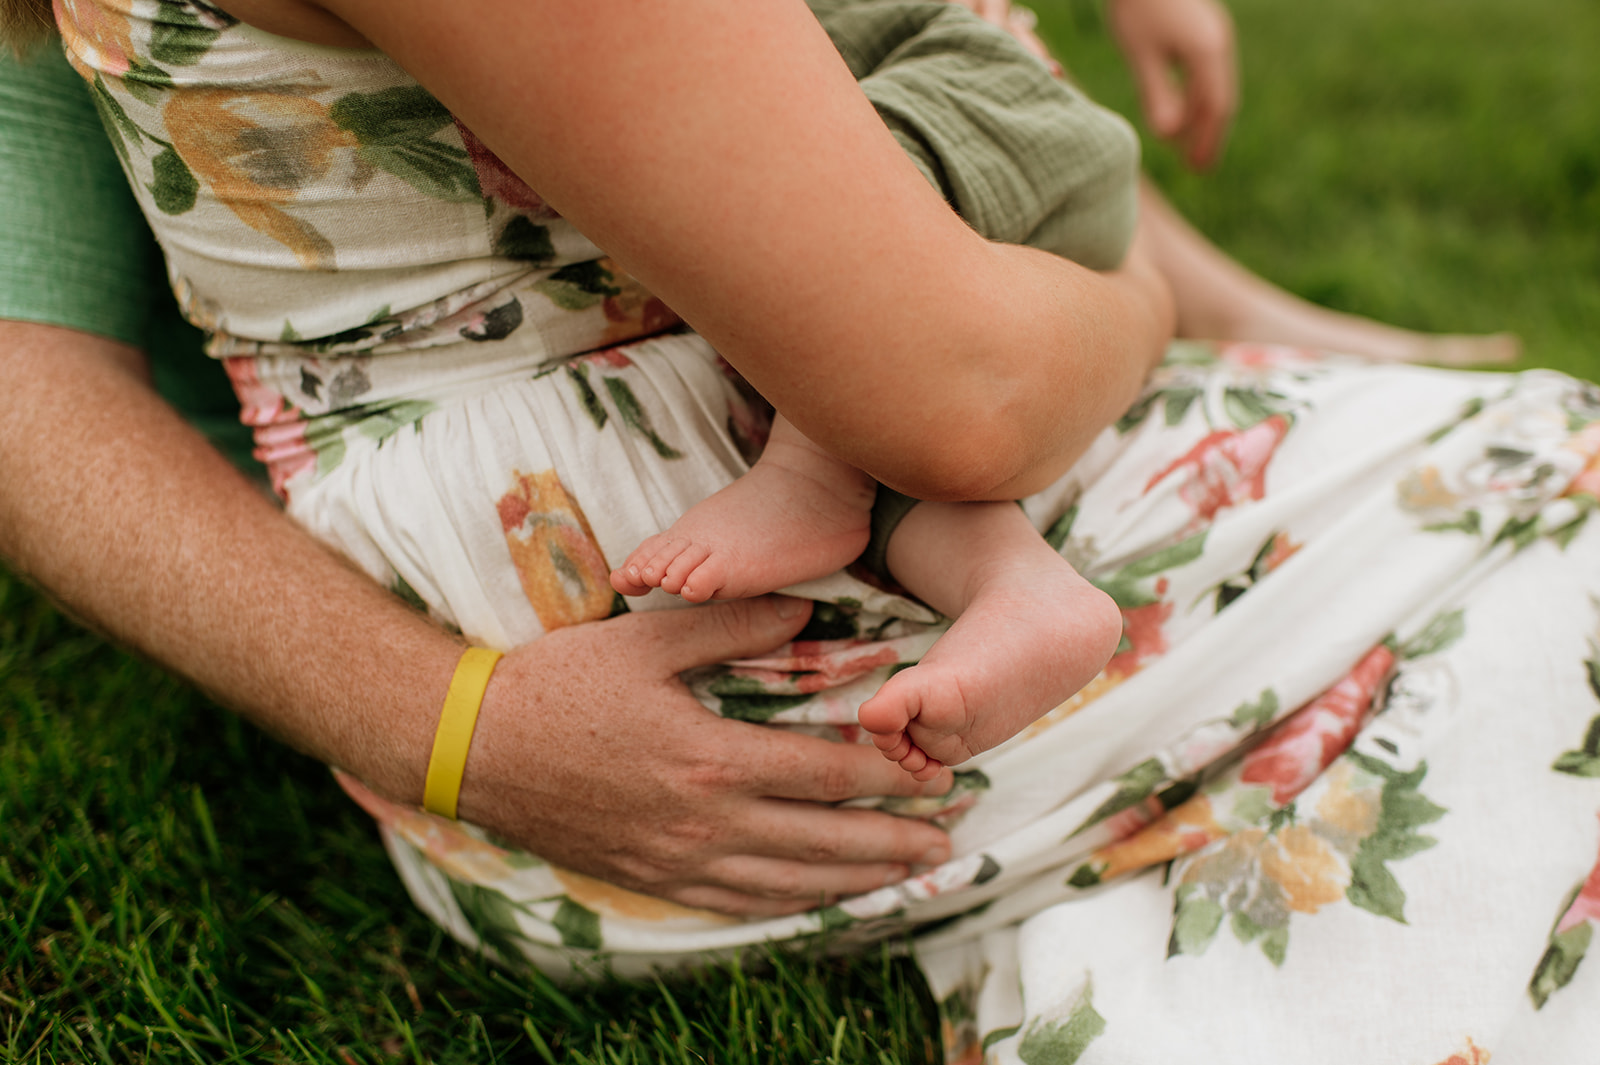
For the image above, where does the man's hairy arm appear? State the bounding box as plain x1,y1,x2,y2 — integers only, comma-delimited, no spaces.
0,322,951,915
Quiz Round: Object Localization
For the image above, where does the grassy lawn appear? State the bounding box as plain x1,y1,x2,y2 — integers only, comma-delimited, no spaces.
4,0,1597,1061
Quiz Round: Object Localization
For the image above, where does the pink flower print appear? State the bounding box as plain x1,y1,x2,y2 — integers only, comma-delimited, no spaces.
1145,413,1291,528
1260,531,1302,574
1427,1039,1490,1065
1241,644,1396,806
222,357,314,498
1562,423,1600,499
1556,816,1600,934
254,418,316,499
1107,597,1173,679
223,356,290,426
453,118,557,216
1218,342,1316,369
577,347,635,369
54,0,135,78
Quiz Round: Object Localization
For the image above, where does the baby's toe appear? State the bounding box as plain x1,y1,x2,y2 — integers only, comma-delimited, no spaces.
661,543,717,598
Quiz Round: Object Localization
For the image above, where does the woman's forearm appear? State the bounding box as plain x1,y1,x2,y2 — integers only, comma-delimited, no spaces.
0,321,452,802
300,0,1172,500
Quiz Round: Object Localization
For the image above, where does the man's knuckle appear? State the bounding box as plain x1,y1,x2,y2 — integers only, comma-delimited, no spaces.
798,834,847,864
814,759,860,802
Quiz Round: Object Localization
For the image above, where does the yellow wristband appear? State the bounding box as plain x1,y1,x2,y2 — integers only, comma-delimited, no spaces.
423,647,503,819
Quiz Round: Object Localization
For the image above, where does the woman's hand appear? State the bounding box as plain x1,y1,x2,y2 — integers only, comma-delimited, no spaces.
462,597,954,917
1108,0,1238,169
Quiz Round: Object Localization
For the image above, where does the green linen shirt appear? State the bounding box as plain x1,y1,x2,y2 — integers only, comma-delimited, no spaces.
0,44,259,472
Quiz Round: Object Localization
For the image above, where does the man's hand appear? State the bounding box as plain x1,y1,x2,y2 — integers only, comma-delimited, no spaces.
460,596,955,917
1108,0,1238,169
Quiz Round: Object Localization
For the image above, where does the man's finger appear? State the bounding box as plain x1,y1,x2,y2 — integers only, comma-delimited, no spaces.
702,853,917,902
630,594,814,673
748,727,954,802
667,883,829,918
736,798,953,867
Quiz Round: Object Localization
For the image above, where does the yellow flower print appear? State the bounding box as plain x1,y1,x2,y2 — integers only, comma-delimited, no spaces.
1313,761,1381,845
163,88,355,269
1258,824,1348,914
1396,465,1461,515
1089,795,1226,882
497,469,615,632
550,867,737,925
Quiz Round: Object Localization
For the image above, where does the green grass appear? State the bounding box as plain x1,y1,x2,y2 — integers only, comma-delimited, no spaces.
5,0,1599,1060
1040,0,1600,380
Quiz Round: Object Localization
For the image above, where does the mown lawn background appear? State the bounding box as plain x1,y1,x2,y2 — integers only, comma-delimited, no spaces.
4,0,1597,1060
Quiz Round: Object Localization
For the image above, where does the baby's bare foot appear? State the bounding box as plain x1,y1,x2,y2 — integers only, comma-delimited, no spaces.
858,556,1122,780
610,434,875,603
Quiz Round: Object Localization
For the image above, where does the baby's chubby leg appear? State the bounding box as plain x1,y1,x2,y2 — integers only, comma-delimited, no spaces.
858,501,1123,780
611,415,875,602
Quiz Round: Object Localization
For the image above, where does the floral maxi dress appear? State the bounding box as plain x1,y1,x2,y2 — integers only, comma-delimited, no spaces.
55,0,1600,1061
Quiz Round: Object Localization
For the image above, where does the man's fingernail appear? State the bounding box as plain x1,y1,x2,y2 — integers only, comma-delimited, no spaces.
882,865,910,887
918,845,949,866
774,596,805,619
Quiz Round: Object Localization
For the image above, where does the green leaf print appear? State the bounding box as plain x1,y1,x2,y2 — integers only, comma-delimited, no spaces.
535,260,624,311
714,692,814,723
1071,758,1167,837
332,87,483,203
1425,396,1486,445
312,425,346,480
148,146,199,215
983,1025,1022,1052
1223,386,1289,429
90,75,141,169
1167,883,1225,958
356,142,482,204
448,880,530,962
356,399,436,446
1548,505,1591,549
1529,921,1593,1009
816,905,858,932
603,376,685,459
1492,513,1543,552
567,364,609,430
1552,715,1600,778
331,85,456,142
1043,504,1079,552
150,13,226,66
123,59,174,106
496,216,556,264
1163,340,1220,366
1229,689,1280,732
1343,753,1445,923
1114,389,1160,434
1092,532,1207,610
1163,385,1202,426
1422,510,1483,537
1117,532,1208,580
392,574,428,613
552,898,602,950
1399,609,1466,660
1016,982,1106,1065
